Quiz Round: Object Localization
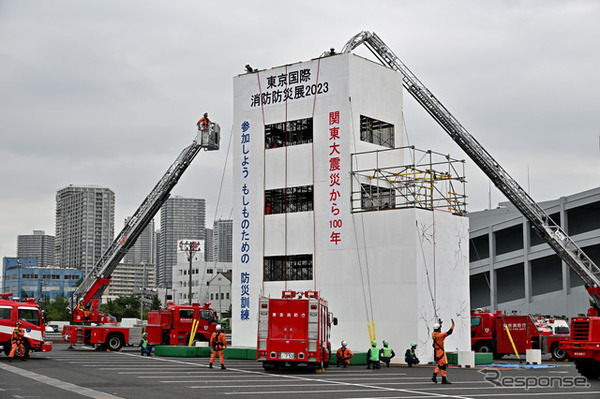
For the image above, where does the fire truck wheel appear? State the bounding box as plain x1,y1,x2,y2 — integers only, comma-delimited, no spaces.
105,333,124,351
262,362,280,371
550,343,568,361
475,342,494,353
575,359,600,379
324,348,331,368
2,340,29,358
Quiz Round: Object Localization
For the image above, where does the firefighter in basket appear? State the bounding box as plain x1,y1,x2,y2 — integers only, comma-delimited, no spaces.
209,324,227,369
431,318,454,384
8,322,26,361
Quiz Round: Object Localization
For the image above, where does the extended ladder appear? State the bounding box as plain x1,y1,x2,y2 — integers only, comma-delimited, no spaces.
343,31,600,309
72,124,220,312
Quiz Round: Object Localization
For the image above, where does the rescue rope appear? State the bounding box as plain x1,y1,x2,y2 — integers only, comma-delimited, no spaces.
283,65,289,291
311,58,321,291
205,124,235,300
347,101,376,342
256,70,267,294
416,218,439,320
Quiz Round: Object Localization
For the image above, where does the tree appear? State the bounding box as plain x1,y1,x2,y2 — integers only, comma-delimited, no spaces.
150,295,161,310
40,295,71,321
99,296,141,321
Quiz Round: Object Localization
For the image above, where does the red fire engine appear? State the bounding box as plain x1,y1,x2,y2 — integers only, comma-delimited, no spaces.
1,293,52,357
560,290,600,378
257,290,337,370
471,309,569,361
146,302,216,345
62,123,220,350
342,31,600,378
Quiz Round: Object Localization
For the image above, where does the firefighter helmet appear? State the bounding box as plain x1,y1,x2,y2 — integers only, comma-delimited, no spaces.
15,322,21,327
341,340,347,347
433,323,441,330
371,340,377,347
383,340,389,346
216,324,222,331
411,341,417,347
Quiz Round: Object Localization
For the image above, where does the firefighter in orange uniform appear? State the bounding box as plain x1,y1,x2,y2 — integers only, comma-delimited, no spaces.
431,318,454,384
77,302,91,319
197,112,211,131
209,324,227,369
9,322,26,361
336,340,353,367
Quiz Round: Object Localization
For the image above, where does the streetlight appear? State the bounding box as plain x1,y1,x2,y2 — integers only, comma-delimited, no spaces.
178,240,203,304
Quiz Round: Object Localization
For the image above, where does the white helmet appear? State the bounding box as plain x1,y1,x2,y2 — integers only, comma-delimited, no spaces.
216,324,222,331
341,340,347,347
433,323,441,330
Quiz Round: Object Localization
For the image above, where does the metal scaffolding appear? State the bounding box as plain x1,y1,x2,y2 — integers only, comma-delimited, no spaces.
350,146,467,215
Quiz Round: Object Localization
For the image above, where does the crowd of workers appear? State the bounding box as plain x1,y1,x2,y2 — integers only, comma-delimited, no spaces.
7,314,453,384
333,318,453,384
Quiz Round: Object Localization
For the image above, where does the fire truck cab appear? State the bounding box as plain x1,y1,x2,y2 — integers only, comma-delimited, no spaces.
257,290,337,370
0,293,52,357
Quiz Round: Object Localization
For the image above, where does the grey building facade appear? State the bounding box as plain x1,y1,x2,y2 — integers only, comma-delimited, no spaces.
123,218,155,265
55,185,115,276
212,219,232,263
469,186,600,317
158,196,205,288
17,230,55,267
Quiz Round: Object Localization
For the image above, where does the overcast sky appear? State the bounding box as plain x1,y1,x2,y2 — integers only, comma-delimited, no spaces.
1,0,598,263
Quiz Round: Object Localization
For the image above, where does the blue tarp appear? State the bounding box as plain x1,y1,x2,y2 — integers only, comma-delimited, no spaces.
487,363,558,369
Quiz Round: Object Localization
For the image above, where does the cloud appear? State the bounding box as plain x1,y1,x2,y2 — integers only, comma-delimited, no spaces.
0,0,598,265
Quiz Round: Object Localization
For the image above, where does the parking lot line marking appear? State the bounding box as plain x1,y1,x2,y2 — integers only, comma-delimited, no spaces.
0,362,122,399
457,392,600,397
116,352,472,399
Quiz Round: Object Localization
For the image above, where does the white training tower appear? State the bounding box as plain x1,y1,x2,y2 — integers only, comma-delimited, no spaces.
232,51,470,361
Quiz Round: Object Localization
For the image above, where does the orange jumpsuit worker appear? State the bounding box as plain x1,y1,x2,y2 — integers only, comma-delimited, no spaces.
9,322,26,362
197,112,211,131
336,340,353,367
431,318,454,384
209,324,227,369
77,302,91,319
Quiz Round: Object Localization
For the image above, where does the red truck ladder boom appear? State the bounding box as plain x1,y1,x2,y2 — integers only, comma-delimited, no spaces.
342,31,600,312
71,124,220,321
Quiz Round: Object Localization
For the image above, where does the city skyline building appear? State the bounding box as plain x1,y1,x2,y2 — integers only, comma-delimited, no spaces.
17,230,55,267
105,262,156,298
2,257,83,300
55,185,115,276
158,196,206,288
205,227,213,262
212,219,232,263
123,218,155,265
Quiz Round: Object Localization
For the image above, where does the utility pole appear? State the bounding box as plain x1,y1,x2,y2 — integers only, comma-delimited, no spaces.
179,240,203,304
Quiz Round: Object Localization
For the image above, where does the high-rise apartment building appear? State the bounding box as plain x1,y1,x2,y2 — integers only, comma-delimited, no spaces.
213,219,232,263
17,230,55,267
158,196,205,288
55,185,115,276
205,228,213,262
123,218,155,265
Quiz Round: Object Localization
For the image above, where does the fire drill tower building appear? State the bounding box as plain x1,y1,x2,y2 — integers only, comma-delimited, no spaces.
233,52,470,360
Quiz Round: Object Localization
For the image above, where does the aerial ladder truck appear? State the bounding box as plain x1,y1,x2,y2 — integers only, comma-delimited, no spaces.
342,31,600,378
62,122,221,351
